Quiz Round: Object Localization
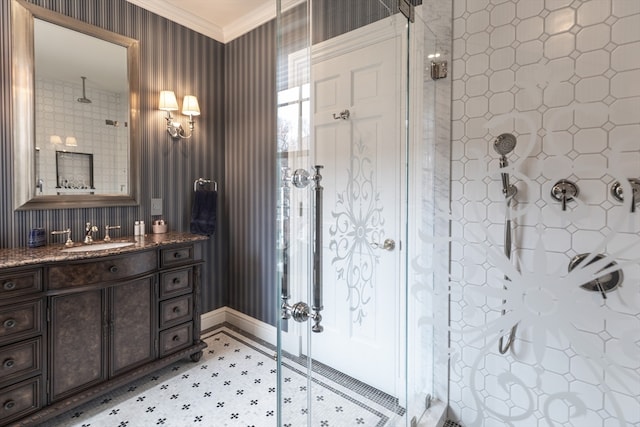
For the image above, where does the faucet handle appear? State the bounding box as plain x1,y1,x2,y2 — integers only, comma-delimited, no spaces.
104,225,121,242
52,228,73,247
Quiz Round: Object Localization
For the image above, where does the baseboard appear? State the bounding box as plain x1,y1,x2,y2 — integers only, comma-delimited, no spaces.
201,307,227,332
201,307,277,346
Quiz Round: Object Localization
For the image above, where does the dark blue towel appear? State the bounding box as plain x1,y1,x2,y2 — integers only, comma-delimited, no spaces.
190,190,217,236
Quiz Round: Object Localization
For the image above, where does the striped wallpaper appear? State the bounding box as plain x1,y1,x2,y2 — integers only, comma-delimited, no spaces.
224,20,278,325
0,0,226,313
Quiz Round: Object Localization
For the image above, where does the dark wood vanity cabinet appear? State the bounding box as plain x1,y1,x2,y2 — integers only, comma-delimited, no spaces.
48,276,155,402
0,240,206,426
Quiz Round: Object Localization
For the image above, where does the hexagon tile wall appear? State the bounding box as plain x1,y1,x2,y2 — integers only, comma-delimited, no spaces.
448,0,639,425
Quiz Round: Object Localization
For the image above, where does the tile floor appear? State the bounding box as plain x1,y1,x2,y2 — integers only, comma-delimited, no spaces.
43,325,404,427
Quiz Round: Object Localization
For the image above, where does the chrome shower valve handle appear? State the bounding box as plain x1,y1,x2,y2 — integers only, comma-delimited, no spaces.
551,179,579,211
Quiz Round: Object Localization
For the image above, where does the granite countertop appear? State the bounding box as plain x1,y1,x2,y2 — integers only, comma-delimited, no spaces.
0,232,209,269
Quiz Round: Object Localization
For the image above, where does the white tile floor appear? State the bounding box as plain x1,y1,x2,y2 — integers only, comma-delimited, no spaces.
43,325,403,427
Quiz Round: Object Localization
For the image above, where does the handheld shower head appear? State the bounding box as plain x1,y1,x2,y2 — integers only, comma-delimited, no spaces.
493,133,517,156
493,133,518,199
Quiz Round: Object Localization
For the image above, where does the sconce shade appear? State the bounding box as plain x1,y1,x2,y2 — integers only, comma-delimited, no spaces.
182,95,200,116
50,135,62,145
158,90,179,111
65,136,77,147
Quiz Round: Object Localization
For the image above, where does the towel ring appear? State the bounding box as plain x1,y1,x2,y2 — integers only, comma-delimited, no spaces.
194,178,217,192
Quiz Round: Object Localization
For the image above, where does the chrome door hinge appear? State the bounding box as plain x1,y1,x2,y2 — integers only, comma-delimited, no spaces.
398,0,415,23
431,61,448,80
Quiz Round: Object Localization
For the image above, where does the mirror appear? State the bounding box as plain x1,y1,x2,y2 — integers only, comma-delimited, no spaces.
12,0,139,210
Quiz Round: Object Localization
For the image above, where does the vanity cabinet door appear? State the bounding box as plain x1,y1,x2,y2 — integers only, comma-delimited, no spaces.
110,277,155,377
49,289,106,402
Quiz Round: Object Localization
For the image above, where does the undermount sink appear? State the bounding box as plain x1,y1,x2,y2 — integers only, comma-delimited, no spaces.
61,242,135,253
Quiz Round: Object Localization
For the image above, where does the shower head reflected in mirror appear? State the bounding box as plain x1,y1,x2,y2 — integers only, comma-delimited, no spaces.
77,76,92,104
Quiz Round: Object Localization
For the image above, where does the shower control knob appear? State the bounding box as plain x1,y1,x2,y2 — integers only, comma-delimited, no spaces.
551,179,579,211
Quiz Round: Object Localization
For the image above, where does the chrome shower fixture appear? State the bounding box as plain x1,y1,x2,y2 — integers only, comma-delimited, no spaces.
492,133,519,354
568,253,623,300
493,133,518,198
551,179,579,211
611,178,640,213
77,76,92,104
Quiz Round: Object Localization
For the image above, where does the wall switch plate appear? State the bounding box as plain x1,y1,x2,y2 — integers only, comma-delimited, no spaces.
151,198,163,216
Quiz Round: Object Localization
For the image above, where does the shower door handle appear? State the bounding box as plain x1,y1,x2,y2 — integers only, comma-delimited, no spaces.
281,166,325,333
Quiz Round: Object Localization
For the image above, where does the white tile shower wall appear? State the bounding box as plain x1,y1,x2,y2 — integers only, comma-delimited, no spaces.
35,77,129,194
449,0,639,425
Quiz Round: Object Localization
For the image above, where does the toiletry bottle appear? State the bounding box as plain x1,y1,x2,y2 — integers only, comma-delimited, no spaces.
134,221,140,235
139,221,145,236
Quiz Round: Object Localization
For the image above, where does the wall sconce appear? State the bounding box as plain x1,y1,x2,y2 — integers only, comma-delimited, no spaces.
158,90,200,139
50,135,62,145
65,136,78,147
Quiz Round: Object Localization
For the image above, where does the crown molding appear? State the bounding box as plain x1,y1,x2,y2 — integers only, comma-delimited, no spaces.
125,0,225,42
223,1,275,42
126,0,305,44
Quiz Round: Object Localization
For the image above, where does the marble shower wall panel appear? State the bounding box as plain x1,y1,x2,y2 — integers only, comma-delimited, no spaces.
449,0,640,425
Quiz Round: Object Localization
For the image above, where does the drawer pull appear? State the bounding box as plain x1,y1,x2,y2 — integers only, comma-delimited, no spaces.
173,252,183,259
3,400,15,411
172,278,181,285
172,335,180,342
109,266,119,273
3,359,15,369
172,306,181,314
3,319,16,329
2,282,15,291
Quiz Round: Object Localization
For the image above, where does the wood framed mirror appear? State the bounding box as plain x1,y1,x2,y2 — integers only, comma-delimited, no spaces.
12,0,139,210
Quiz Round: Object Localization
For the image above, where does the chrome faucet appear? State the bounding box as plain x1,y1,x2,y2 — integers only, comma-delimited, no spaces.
104,225,121,241
84,222,98,244
51,228,73,247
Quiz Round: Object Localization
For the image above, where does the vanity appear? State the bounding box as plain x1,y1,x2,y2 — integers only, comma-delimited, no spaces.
0,232,208,426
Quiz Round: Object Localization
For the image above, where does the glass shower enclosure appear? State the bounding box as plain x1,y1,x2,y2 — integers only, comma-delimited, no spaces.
275,1,639,426
275,1,442,425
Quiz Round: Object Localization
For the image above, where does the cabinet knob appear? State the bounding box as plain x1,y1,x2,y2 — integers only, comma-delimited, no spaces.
172,335,180,342
173,252,183,259
3,400,15,410
2,282,15,291
2,359,15,369
172,306,181,314
109,265,119,273
3,319,16,329
172,277,181,285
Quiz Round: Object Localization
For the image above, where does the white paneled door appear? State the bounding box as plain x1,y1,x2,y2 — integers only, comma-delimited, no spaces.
308,16,406,396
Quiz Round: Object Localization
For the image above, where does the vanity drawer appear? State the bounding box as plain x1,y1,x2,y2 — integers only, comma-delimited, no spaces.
159,322,193,357
159,295,193,329
0,377,41,425
48,250,157,289
0,300,42,346
0,338,41,385
0,268,42,299
159,268,193,299
160,245,196,268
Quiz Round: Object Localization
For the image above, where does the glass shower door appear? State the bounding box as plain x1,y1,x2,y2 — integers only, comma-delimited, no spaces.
275,1,423,426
